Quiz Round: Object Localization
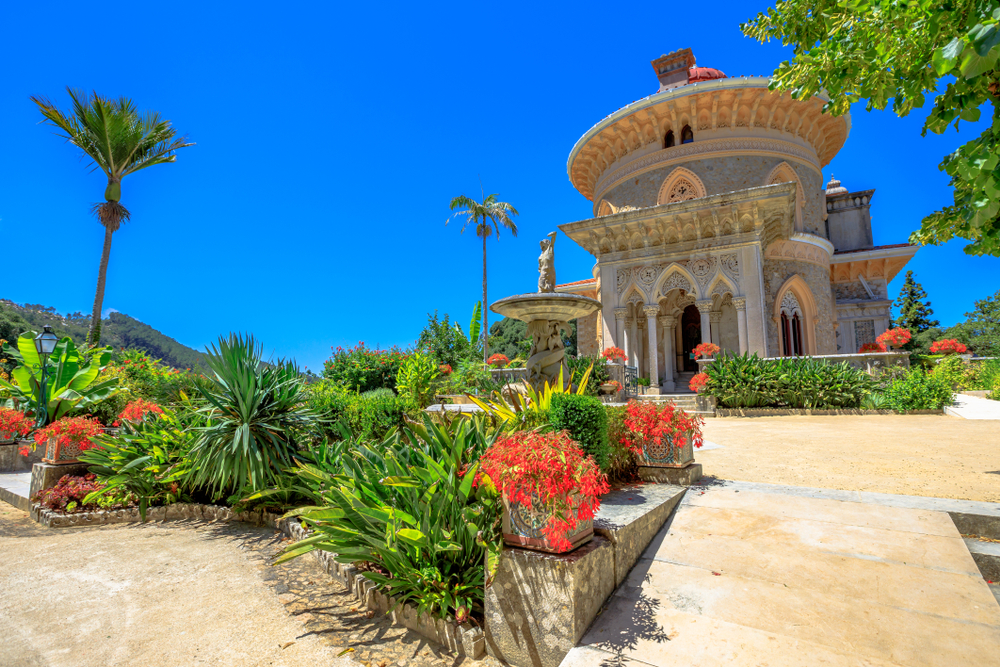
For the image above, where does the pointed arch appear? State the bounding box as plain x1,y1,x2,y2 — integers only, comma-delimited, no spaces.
772,274,818,356
597,199,613,217
654,264,700,300
657,167,707,205
620,285,647,308
765,161,805,232
708,273,738,300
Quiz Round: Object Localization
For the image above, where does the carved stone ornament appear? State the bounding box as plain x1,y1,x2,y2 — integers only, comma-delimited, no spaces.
660,272,692,296
614,308,628,321
617,269,629,294
643,305,660,318
689,257,717,286
732,297,747,310
637,265,659,286
721,253,740,279
780,290,802,316
695,300,713,313
667,178,699,203
526,319,571,388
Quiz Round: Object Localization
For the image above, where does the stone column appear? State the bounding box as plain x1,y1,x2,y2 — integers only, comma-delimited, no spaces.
643,306,660,389
613,308,627,352
624,317,634,366
696,300,713,346
733,297,748,354
710,311,722,347
636,316,645,376
630,317,639,368
675,316,684,376
659,315,676,391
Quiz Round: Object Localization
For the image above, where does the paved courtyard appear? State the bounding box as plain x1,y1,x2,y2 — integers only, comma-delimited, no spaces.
700,414,1000,502
0,504,486,667
565,484,1000,667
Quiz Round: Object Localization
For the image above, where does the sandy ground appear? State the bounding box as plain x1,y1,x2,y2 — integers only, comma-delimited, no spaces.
700,414,1000,502
0,504,342,667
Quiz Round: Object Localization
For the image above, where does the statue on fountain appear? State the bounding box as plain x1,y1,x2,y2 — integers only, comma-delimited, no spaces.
538,232,556,293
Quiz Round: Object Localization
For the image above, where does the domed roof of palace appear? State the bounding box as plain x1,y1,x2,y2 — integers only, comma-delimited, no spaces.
566,48,851,202
825,175,849,195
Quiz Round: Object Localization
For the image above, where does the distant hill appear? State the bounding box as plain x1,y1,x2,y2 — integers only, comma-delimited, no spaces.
0,300,208,370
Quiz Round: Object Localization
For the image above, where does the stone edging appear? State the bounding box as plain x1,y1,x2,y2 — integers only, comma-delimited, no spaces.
30,502,485,659
714,408,945,417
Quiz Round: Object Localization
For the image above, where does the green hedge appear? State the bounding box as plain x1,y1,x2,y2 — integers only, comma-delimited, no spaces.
604,405,637,482
307,382,411,441
882,368,952,411
549,393,609,470
703,353,872,409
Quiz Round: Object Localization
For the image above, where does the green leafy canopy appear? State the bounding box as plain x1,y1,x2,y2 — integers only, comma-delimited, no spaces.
743,0,1000,255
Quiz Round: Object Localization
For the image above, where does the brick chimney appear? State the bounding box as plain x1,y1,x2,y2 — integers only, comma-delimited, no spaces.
651,48,695,92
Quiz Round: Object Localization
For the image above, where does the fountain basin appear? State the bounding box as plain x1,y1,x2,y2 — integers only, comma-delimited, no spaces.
490,293,601,323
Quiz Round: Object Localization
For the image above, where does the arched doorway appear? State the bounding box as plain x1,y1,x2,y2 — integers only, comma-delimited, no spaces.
681,304,701,371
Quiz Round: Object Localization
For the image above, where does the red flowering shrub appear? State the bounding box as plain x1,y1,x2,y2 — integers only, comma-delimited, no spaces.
692,342,721,359
33,474,105,512
479,431,610,552
0,408,32,440
608,380,623,393
118,399,164,424
322,342,409,392
33,416,103,454
487,353,510,368
930,339,967,355
601,347,627,363
876,327,912,349
439,364,453,375
689,372,710,393
619,401,703,457
859,342,887,353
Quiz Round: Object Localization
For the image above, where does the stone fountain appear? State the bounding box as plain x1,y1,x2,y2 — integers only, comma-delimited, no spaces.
490,232,602,389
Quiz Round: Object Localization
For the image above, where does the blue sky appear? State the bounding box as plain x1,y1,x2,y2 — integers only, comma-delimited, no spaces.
2,2,997,370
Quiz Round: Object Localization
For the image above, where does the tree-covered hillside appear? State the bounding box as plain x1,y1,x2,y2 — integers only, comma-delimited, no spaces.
0,300,207,369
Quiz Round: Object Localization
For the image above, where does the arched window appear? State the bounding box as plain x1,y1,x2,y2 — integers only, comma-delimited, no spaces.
779,291,804,356
681,125,694,144
664,130,675,148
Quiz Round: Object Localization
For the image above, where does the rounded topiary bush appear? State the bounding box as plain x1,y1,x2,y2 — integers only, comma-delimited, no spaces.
549,393,610,470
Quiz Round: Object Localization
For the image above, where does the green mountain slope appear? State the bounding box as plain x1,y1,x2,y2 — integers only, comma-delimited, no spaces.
0,300,207,370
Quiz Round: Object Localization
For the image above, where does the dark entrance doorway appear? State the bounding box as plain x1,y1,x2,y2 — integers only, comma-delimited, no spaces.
681,304,701,372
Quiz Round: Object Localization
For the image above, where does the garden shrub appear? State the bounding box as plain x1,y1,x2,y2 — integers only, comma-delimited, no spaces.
702,353,871,408
322,342,408,393
605,405,638,482
567,355,608,396
275,415,502,621
930,354,972,389
549,394,610,470
91,349,204,423
396,352,440,408
882,368,953,411
33,474,134,513
307,381,410,442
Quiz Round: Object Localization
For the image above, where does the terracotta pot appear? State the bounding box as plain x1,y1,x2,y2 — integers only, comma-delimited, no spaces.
42,436,86,465
638,431,695,468
501,494,593,554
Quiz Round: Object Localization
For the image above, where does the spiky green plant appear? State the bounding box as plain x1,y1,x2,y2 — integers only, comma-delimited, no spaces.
184,333,323,497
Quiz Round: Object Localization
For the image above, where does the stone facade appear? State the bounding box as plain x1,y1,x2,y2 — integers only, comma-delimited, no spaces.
556,49,918,385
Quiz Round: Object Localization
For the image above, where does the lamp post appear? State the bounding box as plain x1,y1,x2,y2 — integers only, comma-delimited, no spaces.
33,326,58,427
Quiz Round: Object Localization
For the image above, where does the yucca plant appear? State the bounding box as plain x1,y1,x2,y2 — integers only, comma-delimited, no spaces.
275,414,503,621
184,333,323,497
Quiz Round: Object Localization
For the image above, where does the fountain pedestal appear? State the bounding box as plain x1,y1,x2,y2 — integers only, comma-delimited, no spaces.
491,293,602,390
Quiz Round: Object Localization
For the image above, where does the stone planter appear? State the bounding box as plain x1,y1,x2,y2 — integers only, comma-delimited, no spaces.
501,494,593,554
637,431,695,468
41,436,87,465
0,430,18,444
598,383,618,396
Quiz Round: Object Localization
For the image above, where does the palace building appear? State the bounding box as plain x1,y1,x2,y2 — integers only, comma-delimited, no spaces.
556,48,917,391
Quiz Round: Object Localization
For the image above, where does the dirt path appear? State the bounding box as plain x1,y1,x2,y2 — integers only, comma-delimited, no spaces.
700,415,1000,502
0,504,483,667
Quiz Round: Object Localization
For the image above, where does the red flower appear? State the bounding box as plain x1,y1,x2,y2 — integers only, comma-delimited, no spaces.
876,327,912,349
859,342,886,353
487,353,510,368
33,416,103,453
692,342,721,359
118,399,164,423
929,339,967,355
601,347,627,363
18,446,30,457
439,364,453,375
620,400,704,457
689,372,709,393
0,408,32,438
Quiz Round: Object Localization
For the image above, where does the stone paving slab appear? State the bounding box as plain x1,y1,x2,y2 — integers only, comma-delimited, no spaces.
0,471,31,512
945,393,1000,419
562,484,1000,667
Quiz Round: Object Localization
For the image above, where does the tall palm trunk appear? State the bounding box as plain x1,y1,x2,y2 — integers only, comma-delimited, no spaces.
482,231,488,364
87,225,114,346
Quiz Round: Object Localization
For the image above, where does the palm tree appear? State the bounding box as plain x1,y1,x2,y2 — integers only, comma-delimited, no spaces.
31,88,193,346
448,191,519,363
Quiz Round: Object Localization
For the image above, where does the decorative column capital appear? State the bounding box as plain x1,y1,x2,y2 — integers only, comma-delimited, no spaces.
659,315,676,327
643,305,660,318
695,300,713,314
732,297,747,310
614,308,628,321
710,311,723,324
626,317,635,327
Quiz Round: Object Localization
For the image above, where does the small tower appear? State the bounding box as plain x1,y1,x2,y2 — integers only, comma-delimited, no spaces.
825,175,875,252
650,49,696,92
